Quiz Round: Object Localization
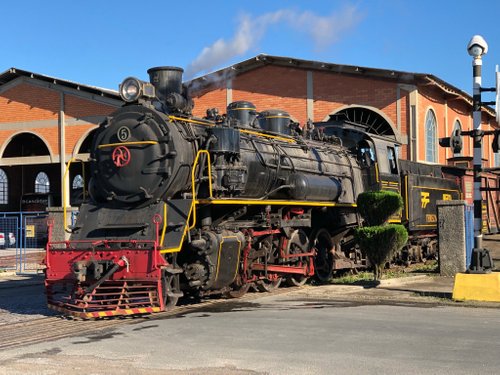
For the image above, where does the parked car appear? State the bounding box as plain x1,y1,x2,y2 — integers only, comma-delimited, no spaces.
0,232,16,249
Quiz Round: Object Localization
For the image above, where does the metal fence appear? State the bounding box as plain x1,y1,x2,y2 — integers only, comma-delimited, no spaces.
0,211,47,274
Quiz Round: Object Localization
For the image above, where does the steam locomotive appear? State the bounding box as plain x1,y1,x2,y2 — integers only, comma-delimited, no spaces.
45,67,461,318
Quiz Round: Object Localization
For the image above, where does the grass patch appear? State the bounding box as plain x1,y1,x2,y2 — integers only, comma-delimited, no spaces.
329,260,438,284
329,271,374,284
411,260,438,273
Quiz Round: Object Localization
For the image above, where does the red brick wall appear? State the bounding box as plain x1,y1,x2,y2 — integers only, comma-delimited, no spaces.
0,82,116,157
399,90,409,160
0,83,59,123
65,94,116,120
190,64,497,168
313,72,398,124
232,66,307,124
66,125,97,155
192,66,401,131
192,66,308,123
192,85,226,118
418,86,445,163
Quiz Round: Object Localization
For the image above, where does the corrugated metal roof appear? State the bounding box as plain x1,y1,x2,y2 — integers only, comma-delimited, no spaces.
0,67,120,99
186,54,496,120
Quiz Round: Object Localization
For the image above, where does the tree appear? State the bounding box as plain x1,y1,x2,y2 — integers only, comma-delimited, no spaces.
355,191,408,281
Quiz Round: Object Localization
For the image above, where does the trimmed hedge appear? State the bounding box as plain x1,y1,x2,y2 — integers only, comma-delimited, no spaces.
355,191,408,280
355,225,408,280
356,191,403,226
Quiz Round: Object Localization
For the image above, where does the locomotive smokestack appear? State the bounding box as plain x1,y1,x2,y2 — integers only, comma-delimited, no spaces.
147,66,184,102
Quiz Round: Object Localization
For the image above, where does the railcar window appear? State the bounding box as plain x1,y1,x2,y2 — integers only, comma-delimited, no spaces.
387,147,398,174
0,169,7,204
35,172,50,194
357,141,376,167
376,147,389,173
425,109,437,163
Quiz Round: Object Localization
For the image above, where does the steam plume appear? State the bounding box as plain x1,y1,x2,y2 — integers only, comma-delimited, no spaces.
184,6,362,80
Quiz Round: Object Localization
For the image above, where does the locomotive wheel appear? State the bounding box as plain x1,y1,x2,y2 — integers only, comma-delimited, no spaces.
224,272,252,298
224,283,251,298
162,271,181,310
256,277,282,292
313,229,334,283
287,275,308,287
286,229,310,287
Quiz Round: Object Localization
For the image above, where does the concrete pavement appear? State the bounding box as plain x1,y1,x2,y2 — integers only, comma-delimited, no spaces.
0,233,498,307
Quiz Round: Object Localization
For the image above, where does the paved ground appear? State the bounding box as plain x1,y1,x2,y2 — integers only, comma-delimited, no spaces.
0,236,499,374
1,279,500,375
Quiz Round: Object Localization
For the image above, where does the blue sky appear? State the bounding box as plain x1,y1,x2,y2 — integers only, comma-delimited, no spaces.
2,0,500,98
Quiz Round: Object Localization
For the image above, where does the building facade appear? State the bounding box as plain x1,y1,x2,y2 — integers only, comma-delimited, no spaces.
0,68,121,212
0,55,498,212
188,55,498,168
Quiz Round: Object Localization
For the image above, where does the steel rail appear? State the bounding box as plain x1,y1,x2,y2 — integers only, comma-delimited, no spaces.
0,286,295,350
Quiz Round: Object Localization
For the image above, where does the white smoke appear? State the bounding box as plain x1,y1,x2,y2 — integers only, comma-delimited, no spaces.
184,6,363,80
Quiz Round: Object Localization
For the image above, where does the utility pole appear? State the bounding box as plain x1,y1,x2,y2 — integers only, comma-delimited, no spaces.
466,35,493,273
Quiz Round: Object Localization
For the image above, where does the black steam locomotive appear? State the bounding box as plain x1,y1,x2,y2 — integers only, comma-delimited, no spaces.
45,67,460,318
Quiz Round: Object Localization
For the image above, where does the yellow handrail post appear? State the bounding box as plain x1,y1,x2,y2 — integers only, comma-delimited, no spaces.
63,157,77,233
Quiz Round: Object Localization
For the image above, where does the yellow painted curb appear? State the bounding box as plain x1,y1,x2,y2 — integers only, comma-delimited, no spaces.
453,272,500,302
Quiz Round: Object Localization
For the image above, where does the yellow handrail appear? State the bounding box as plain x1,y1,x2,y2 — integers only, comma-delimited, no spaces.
239,128,296,143
160,202,167,247
63,157,77,233
160,149,212,253
97,141,158,149
189,150,213,230
168,115,215,127
168,115,296,144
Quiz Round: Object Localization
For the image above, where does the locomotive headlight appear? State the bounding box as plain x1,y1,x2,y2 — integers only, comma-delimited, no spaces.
120,77,142,102
119,77,156,103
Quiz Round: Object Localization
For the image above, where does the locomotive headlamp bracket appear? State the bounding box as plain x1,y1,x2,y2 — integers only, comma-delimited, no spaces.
119,77,156,102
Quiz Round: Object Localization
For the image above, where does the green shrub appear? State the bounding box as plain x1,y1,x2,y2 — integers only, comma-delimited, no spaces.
355,190,408,280
355,224,408,280
356,191,404,226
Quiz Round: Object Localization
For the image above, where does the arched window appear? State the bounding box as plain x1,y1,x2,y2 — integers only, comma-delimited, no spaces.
0,169,7,204
72,174,84,190
35,172,50,193
452,120,463,156
425,109,437,163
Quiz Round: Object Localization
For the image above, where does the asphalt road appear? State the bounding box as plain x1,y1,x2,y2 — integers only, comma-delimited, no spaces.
0,288,499,375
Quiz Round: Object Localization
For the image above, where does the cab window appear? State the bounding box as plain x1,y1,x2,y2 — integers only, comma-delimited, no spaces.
387,146,398,174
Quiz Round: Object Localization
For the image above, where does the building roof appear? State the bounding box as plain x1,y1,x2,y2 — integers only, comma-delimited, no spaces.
186,54,497,120
0,67,120,100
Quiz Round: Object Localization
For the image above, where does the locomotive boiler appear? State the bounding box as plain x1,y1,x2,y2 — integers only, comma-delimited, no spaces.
44,66,461,318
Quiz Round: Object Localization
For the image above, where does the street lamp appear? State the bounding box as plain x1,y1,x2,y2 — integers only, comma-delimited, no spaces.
467,35,493,273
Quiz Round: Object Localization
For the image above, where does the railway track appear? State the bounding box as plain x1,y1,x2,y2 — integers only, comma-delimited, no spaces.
0,287,295,351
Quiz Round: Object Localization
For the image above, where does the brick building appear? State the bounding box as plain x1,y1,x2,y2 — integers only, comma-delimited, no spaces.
0,55,498,213
0,68,121,212
188,54,498,167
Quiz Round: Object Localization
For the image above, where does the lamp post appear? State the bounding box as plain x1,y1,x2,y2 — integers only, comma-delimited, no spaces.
467,35,493,272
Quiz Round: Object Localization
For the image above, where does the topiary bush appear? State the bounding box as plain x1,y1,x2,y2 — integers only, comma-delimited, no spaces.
355,224,408,280
355,191,408,280
356,191,404,226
